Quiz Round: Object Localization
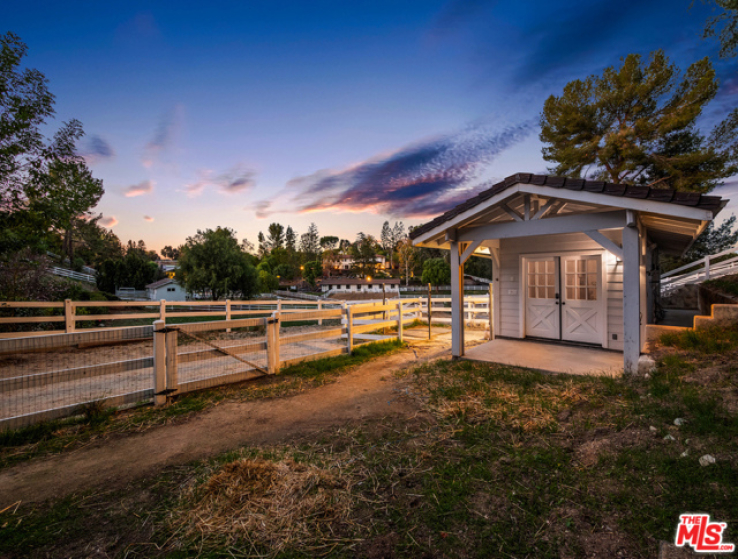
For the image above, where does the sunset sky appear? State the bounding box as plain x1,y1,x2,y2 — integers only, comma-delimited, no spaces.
6,0,738,252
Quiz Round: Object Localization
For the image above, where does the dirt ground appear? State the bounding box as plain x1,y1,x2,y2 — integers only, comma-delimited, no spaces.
0,329,484,505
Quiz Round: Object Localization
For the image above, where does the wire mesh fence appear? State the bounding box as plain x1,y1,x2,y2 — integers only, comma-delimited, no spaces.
174,319,270,394
278,309,347,366
0,327,154,430
0,301,425,431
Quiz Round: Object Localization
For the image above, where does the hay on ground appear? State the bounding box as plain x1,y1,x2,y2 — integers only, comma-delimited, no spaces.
172,457,358,555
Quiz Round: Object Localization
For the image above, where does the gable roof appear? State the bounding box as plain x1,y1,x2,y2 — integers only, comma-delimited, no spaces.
146,278,176,290
409,173,726,240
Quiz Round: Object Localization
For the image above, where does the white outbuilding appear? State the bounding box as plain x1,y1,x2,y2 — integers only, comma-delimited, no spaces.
410,173,727,374
145,278,188,302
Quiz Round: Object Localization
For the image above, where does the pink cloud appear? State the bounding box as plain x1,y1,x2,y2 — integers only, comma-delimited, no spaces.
124,180,155,197
100,216,118,228
143,215,154,222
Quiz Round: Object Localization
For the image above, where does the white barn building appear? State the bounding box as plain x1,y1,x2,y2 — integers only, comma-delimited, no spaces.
146,278,188,302
410,173,726,374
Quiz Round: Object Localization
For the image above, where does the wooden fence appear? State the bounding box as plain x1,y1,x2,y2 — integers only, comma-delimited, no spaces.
0,299,432,430
0,294,491,339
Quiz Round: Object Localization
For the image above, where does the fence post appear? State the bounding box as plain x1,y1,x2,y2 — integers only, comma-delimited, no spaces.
153,320,167,406
397,300,403,343
266,315,280,374
64,299,75,333
705,255,711,280
318,300,323,326
427,284,432,340
225,299,232,333
165,328,178,398
346,305,354,353
159,300,166,324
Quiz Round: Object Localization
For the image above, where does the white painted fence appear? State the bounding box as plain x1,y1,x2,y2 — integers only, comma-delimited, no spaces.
661,246,738,296
51,267,96,283
0,300,427,430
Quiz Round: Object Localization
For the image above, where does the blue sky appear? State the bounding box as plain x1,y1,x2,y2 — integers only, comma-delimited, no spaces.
5,0,738,251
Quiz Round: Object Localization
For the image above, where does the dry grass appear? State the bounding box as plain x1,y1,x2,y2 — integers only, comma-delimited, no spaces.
170,457,361,557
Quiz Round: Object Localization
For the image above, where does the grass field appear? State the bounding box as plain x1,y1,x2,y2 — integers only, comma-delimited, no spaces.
2,326,737,558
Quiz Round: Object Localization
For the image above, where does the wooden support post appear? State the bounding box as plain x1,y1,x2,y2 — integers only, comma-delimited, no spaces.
397,300,404,343
346,305,354,353
266,315,280,374
225,299,232,333
318,300,323,325
623,220,641,374
705,255,711,280
64,299,75,333
159,300,167,323
165,327,178,398
450,241,464,358
488,283,495,340
153,320,167,406
427,283,432,340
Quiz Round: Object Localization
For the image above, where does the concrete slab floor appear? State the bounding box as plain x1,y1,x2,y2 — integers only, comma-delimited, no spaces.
463,338,623,376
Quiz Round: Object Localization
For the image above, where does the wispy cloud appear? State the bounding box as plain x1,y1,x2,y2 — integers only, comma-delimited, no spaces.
185,165,256,197
256,120,534,219
80,135,115,164
100,216,118,228
144,215,154,222
116,12,161,42
123,180,155,197
142,105,183,168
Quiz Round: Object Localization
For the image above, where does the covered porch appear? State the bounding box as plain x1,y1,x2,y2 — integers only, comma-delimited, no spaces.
410,174,726,374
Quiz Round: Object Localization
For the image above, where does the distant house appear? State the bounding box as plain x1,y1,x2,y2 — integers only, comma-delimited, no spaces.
321,278,399,294
156,259,178,278
323,253,388,274
146,278,188,302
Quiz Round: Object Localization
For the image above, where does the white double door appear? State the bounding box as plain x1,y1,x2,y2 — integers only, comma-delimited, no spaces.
524,254,603,345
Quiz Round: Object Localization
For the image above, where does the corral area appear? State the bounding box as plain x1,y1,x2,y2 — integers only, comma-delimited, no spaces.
0,324,737,558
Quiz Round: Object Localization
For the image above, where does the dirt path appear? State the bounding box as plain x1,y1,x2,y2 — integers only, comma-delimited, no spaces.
0,336,468,505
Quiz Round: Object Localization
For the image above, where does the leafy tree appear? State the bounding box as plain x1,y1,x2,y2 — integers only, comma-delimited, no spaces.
161,245,181,259
319,235,339,250
285,226,297,252
273,263,294,280
300,223,320,261
380,221,392,255
350,233,379,277
0,32,54,212
26,121,104,263
256,261,279,293
303,260,322,288
422,258,451,290
74,216,123,267
177,227,257,300
540,51,735,193
96,252,162,292
396,237,417,286
702,0,738,57
464,255,493,280
126,239,159,261
266,223,285,251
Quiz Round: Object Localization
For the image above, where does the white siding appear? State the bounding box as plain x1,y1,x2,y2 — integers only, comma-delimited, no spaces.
495,231,624,350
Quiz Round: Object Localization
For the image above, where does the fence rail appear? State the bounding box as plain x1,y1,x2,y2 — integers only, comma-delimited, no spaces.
51,267,96,283
0,294,491,339
661,246,738,296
